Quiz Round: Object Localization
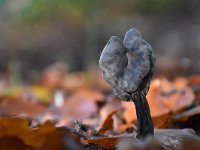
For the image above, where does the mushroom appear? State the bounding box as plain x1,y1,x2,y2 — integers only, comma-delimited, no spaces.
99,28,156,139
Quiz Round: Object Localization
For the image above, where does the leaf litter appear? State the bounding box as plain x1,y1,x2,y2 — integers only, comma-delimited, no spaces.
0,63,200,149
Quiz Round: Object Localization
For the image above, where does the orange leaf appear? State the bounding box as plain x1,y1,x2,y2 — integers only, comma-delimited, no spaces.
0,117,83,149
0,117,30,137
22,121,57,148
98,110,117,134
0,137,33,150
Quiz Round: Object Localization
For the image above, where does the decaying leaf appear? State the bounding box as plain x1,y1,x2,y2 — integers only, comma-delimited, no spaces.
154,129,200,150
0,117,83,150
82,137,119,150
0,137,33,150
0,98,46,117
117,136,159,150
172,106,200,122
82,128,200,150
98,110,117,134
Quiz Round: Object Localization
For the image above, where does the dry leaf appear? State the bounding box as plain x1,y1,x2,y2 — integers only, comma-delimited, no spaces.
116,129,200,150
189,75,200,86
172,106,200,122
0,137,32,150
98,110,117,134
82,137,119,150
0,98,46,117
0,117,83,149
0,117,30,137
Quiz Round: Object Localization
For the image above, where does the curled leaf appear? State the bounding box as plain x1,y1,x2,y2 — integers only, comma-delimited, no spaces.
98,110,117,134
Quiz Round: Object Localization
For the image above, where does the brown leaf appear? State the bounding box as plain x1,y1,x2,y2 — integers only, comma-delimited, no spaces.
0,117,30,137
0,98,46,117
117,136,159,150
22,121,57,148
82,137,119,150
83,129,200,150
172,106,200,122
0,137,33,150
188,75,200,86
116,129,200,150
155,129,200,150
0,117,83,150
98,110,117,134
37,127,84,150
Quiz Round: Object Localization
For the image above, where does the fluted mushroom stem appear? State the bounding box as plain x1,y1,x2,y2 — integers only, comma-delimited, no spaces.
132,91,154,139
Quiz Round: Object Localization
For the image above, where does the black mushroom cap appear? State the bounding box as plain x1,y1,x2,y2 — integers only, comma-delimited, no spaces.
99,28,156,101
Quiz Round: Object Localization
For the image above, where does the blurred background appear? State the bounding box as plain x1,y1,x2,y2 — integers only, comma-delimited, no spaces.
0,0,199,128
0,0,200,78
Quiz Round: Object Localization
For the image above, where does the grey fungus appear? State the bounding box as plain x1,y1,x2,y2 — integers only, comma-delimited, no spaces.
99,28,155,139
99,28,155,101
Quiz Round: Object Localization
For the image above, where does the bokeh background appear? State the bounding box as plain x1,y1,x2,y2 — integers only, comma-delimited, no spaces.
0,2,200,147
0,0,200,83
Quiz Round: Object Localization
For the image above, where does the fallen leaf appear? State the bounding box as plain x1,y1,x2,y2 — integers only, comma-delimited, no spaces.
37,127,84,150
116,129,200,150
188,75,200,86
98,110,117,134
172,106,200,122
154,129,200,150
0,117,30,137
0,98,46,117
117,136,159,150
100,100,122,121
0,117,83,149
0,137,33,150
82,137,119,150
